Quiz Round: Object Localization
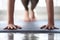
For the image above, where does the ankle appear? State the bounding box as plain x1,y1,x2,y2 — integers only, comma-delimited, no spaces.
31,10,34,12
24,11,29,18
31,11,35,16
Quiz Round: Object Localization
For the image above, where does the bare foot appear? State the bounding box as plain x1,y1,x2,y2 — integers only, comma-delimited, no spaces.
24,17,31,22
30,11,36,22
40,25,58,30
4,24,22,30
30,17,36,22
24,10,30,22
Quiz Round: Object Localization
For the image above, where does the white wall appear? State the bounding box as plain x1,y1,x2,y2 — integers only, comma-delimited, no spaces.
0,0,60,10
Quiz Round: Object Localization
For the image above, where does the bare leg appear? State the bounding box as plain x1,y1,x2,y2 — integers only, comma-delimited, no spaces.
21,0,30,22
41,0,58,30
30,0,39,21
4,0,21,30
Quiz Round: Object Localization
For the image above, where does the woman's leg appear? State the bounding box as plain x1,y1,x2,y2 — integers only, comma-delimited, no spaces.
41,0,58,30
21,0,30,22
5,0,21,30
30,0,39,21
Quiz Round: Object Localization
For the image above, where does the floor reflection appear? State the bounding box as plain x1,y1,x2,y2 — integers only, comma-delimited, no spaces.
8,33,48,40
23,33,38,40
0,33,60,40
0,33,8,40
8,33,14,40
48,33,54,40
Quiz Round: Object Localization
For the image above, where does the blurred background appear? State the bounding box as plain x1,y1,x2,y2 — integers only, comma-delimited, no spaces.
0,0,60,21
0,0,60,40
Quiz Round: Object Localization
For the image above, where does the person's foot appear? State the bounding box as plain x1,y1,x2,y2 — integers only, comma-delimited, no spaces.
24,10,30,22
30,11,36,22
24,17,30,22
40,25,58,30
4,24,22,30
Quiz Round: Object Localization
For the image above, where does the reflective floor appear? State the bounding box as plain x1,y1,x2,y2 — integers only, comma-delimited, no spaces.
0,33,60,40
